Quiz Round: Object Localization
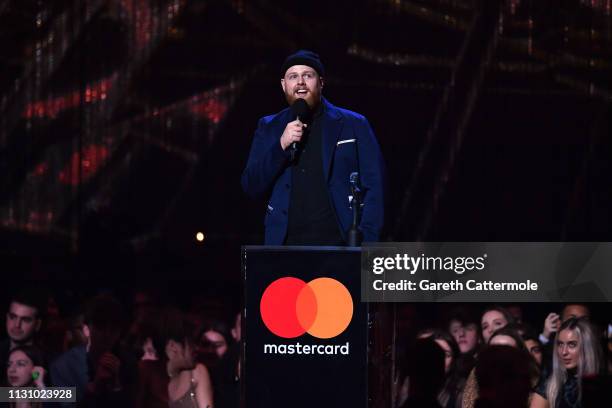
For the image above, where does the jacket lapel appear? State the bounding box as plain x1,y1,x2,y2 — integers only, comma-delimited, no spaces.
321,98,344,181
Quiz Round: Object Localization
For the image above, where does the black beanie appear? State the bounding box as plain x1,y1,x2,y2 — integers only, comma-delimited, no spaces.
280,50,325,78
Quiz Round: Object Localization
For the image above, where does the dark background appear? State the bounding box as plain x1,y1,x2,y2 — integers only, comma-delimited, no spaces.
1,0,612,284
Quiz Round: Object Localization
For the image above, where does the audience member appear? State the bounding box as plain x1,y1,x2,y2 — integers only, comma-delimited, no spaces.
531,317,602,408
50,294,136,408
1,290,46,383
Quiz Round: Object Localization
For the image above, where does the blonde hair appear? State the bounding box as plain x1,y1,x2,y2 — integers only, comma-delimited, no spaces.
546,317,601,407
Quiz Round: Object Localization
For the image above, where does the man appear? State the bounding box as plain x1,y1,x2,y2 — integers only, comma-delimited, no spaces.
0,290,45,381
241,50,385,245
448,310,480,355
51,294,136,407
539,303,590,345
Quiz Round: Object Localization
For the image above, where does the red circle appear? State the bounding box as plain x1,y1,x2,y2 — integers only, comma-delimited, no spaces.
260,277,307,338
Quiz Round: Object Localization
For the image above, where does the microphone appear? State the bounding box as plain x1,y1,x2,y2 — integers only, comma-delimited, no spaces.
289,99,310,157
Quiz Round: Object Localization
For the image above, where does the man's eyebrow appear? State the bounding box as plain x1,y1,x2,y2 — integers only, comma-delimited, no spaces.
286,69,316,75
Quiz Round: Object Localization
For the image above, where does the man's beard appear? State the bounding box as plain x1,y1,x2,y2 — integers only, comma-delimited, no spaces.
285,88,321,109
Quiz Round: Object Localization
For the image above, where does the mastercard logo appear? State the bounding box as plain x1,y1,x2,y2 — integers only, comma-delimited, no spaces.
260,277,353,339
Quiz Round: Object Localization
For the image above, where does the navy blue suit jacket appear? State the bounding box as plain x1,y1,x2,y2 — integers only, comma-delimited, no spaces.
242,98,385,244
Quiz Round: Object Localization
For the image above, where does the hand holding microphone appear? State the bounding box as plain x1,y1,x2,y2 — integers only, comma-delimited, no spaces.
280,119,307,150
280,99,311,154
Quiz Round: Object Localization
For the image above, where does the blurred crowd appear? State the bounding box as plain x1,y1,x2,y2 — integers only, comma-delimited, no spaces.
394,304,612,408
1,287,240,408
2,286,611,408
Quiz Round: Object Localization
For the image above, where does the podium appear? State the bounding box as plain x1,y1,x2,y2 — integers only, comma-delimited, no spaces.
241,246,368,407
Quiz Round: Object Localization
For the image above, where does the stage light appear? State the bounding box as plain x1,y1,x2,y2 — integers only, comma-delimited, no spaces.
196,232,205,242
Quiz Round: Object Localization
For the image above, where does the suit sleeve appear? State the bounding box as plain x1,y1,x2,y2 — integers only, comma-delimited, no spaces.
49,359,79,408
356,117,386,242
241,118,291,199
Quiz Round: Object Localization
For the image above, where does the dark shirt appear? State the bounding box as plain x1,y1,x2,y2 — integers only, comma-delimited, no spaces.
212,343,240,408
286,104,344,245
557,375,579,408
50,345,88,407
50,345,136,408
0,339,9,384
536,374,580,408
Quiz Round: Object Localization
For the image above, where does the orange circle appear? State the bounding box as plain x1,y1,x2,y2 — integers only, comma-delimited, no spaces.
305,278,353,339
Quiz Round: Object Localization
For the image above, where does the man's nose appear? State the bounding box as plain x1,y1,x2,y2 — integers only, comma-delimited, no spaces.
297,75,305,84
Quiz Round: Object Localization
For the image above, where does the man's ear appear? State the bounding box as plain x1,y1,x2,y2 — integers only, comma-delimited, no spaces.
319,76,324,90
35,318,42,332
166,339,179,358
82,324,91,340
281,78,286,93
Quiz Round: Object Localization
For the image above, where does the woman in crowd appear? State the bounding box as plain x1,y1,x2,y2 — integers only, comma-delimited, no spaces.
399,338,446,408
135,309,167,408
530,317,602,408
197,319,232,364
474,345,533,408
197,317,241,408
489,326,528,350
398,330,462,408
480,306,515,344
465,326,541,407
155,307,214,408
137,307,214,408
523,334,544,368
430,331,464,408
490,326,540,388
462,305,515,408
6,345,46,408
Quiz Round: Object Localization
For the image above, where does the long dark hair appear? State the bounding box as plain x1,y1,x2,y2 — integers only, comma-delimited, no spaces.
489,325,527,352
198,318,233,347
150,307,195,362
481,306,515,327
430,330,463,407
489,325,540,387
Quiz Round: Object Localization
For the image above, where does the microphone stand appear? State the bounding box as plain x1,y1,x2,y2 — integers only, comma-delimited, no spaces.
348,173,363,247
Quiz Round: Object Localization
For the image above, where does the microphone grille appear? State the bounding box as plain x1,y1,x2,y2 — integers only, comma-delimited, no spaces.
291,98,310,118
